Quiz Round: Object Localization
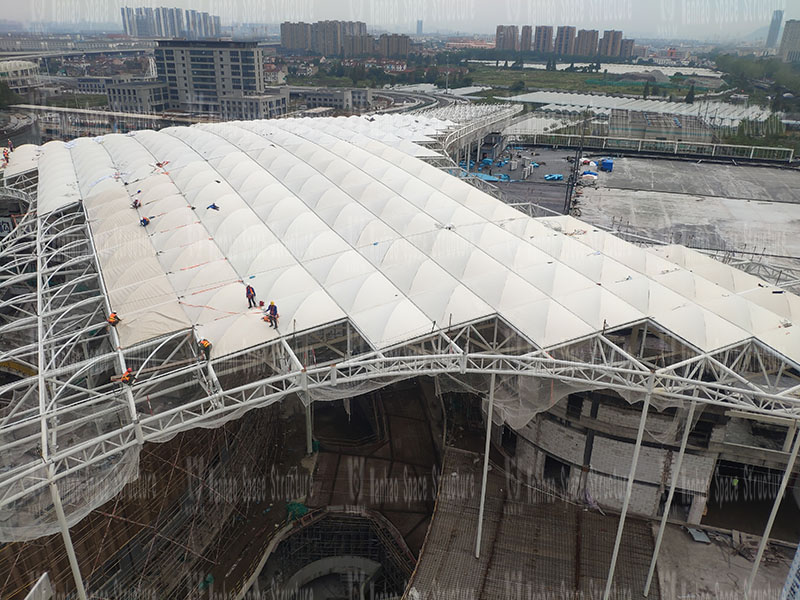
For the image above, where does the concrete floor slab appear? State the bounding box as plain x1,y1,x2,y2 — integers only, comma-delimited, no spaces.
579,187,800,269
600,157,800,204
656,523,793,599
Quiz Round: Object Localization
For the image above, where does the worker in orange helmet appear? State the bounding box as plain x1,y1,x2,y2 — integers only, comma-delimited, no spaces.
266,301,279,329
119,368,135,385
198,338,212,361
245,283,257,309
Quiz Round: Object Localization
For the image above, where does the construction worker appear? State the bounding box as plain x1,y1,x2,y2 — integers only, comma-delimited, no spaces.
207,203,220,211
245,284,257,309
107,312,121,327
119,368,135,385
198,338,212,361
140,216,150,227
7,139,13,152
131,197,141,209
266,301,279,329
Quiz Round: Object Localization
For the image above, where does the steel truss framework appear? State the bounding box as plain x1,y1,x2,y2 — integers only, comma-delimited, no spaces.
2,189,800,597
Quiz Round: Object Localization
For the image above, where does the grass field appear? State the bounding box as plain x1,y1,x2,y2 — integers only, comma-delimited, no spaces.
286,74,354,87
467,65,700,98
722,131,800,154
45,94,108,108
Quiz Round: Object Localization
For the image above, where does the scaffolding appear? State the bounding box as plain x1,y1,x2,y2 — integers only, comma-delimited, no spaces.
263,507,415,599
0,403,282,599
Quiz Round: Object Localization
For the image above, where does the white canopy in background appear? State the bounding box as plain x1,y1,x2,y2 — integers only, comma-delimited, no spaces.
31,116,798,363
507,91,771,126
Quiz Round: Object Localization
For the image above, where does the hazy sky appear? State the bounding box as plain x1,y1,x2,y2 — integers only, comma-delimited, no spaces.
3,0,799,39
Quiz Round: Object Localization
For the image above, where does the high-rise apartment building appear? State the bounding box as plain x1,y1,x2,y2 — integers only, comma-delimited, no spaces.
520,26,533,52
553,26,576,55
344,35,374,57
312,21,343,56
575,29,599,56
779,20,800,62
417,20,423,35
533,26,554,53
598,30,623,57
620,39,635,59
280,22,312,51
280,21,367,56
378,34,410,57
153,40,287,119
121,6,217,39
121,6,219,39
767,10,784,48
495,25,519,51
121,7,137,37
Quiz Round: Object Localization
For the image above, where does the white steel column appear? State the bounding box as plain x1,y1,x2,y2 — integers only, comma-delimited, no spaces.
745,428,800,599
643,396,697,597
475,372,496,559
35,203,87,600
603,372,655,600
49,468,88,600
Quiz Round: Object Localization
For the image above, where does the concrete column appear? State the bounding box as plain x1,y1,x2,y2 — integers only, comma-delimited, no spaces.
305,399,313,455
475,372,496,559
603,372,654,600
745,429,800,599
687,493,707,524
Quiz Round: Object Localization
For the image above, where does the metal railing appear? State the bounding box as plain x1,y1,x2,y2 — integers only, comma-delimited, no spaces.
439,105,523,154
507,132,795,163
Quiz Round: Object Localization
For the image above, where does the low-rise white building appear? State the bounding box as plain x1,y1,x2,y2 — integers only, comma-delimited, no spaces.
0,60,41,96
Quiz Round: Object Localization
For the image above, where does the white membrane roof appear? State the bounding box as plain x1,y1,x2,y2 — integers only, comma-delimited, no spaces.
33,117,800,363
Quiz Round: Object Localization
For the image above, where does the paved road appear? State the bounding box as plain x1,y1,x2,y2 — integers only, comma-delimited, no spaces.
481,147,577,215
487,147,800,221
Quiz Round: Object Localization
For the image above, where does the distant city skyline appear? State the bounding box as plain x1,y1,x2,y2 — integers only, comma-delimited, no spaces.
3,0,800,40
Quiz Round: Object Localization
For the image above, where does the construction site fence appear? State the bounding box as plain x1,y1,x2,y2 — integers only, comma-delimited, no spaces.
507,132,795,163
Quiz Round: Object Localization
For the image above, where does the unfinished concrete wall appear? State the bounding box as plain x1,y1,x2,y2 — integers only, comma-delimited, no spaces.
498,397,719,523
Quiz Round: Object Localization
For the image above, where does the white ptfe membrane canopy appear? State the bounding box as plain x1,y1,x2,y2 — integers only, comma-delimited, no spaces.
34,117,800,364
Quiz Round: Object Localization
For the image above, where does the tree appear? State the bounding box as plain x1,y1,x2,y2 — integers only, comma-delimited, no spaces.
643,81,650,99
350,64,366,85
510,79,526,92
0,82,20,109
685,83,695,104
424,66,439,83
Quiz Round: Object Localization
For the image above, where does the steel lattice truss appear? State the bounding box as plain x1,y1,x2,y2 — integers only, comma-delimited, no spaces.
1,187,800,542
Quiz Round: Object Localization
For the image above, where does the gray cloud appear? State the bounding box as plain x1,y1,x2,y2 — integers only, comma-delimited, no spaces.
3,0,796,38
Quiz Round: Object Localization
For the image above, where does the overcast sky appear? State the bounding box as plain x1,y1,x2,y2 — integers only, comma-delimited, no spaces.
3,0,799,39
